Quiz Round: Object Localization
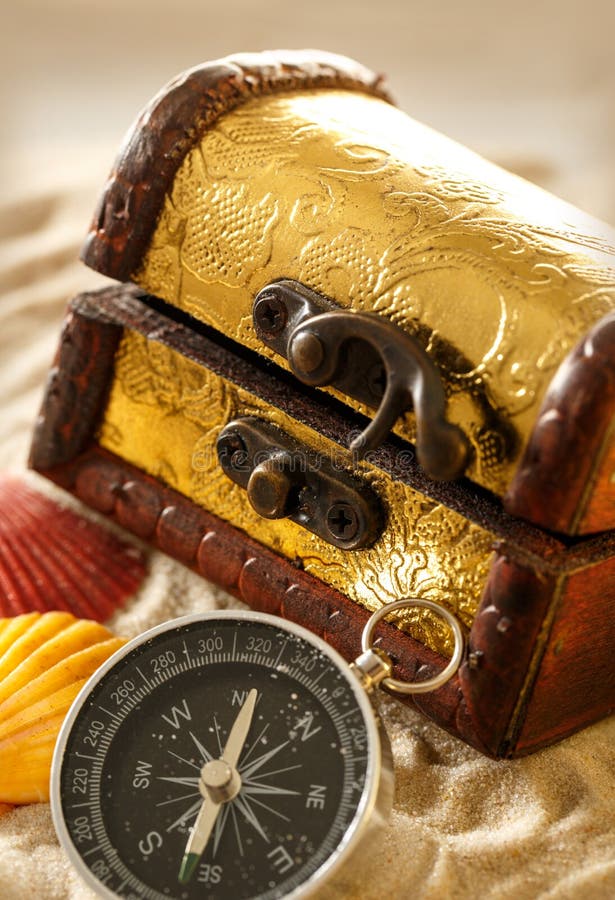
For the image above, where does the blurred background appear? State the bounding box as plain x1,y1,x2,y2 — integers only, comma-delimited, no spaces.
1,0,614,219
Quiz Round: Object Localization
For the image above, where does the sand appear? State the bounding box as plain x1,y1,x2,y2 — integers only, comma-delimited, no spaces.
0,153,614,900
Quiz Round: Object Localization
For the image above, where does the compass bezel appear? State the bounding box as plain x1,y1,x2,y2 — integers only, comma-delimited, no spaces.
50,608,393,899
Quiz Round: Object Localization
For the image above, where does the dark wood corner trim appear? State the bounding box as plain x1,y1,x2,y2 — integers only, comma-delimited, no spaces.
459,553,558,757
80,51,393,282
504,311,615,534
28,303,122,471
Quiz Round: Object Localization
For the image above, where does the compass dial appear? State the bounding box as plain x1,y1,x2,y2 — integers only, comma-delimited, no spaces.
51,611,389,899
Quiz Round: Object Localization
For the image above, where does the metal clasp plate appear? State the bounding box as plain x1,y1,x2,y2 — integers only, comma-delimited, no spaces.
216,417,383,550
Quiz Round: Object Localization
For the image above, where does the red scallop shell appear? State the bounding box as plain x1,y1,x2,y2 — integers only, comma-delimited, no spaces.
0,475,146,621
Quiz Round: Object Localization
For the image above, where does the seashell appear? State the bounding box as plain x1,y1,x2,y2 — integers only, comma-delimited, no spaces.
0,611,126,804
0,474,146,621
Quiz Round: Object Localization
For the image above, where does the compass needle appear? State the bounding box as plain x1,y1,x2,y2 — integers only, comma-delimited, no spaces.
178,797,221,883
221,688,258,769
178,687,258,883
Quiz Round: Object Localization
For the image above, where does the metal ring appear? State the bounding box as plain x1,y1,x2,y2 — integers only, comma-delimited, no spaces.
361,598,465,695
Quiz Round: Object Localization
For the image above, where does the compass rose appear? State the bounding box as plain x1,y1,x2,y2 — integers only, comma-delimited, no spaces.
155,692,301,879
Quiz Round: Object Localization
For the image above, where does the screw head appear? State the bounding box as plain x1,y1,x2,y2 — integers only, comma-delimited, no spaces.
253,292,288,336
326,502,360,542
217,431,248,472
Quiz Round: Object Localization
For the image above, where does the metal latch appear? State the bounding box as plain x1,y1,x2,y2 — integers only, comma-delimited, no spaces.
252,279,471,481
216,417,382,550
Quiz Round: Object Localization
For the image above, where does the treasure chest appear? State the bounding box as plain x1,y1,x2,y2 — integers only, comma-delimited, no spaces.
30,50,615,758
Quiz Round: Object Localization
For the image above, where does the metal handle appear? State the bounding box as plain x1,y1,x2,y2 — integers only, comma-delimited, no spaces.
287,310,471,480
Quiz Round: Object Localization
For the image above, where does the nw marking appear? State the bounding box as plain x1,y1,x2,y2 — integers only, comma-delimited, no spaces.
232,689,259,708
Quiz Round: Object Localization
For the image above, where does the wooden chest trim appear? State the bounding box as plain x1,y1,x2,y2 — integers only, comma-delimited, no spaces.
515,555,615,751
505,311,615,535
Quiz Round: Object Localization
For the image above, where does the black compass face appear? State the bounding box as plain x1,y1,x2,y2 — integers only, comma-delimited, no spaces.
54,614,376,900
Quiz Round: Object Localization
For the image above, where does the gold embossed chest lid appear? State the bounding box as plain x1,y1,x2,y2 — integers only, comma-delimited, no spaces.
82,50,615,507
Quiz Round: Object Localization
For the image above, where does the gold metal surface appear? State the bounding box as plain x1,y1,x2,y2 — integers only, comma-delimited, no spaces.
135,90,615,496
98,330,497,657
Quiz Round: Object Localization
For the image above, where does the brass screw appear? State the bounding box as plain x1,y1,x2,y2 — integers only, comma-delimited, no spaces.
253,293,288,336
217,431,248,472
326,502,360,542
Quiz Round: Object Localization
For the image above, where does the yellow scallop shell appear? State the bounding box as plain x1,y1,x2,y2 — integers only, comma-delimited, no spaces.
0,611,126,804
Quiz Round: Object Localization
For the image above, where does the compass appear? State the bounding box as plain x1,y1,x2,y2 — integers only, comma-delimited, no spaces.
51,604,463,899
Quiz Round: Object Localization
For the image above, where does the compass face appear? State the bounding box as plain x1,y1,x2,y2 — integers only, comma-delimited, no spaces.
51,612,385,900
